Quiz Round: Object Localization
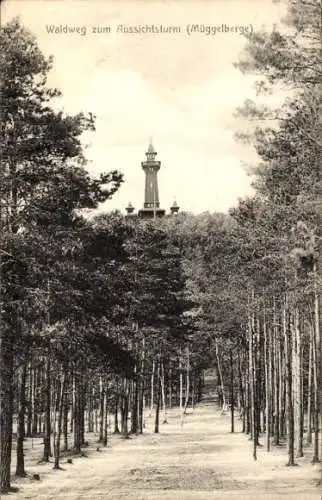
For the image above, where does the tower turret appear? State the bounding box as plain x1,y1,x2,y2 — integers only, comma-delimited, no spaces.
170,200,180,215
125,202,135,215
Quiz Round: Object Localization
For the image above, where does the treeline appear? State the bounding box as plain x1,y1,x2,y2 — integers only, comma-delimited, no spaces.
7,212,207,477
170,0,322,468
0,19,212,494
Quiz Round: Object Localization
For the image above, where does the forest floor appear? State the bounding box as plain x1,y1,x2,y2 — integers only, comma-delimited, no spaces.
8,403,322,500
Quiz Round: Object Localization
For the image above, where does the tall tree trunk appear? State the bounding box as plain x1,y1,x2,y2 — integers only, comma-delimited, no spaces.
264,306,271,451
114,395,120,434
130,373,138,434
87,382,94,433
249,301,257,460
103,381,109,447
183,348,190,415
53,369,66,470
121,379,130,439
284,302,296,466
26,363,32,438
294,308,303,458
237,352,246,432
70,372,75,434
98,376,104,442
43,358,52,461
306,334,313,445
31,366,38,436
160,361,168,423
312,264,322,463
191,372,196,411
154,362,161,434
179,352,183,412
279,330,286,439
230,348,235,433
73,375,81,454
62,381,69,452
273,311,280,446
245,362,251,435
312,292,320,463
138,379,144,434
215,340,226,411
16,362,27,477
149,359,155,417
80,382,85,446
138,337,145,434
168,366,173,409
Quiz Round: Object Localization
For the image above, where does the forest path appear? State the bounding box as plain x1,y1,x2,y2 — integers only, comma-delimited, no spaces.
10,403,320,500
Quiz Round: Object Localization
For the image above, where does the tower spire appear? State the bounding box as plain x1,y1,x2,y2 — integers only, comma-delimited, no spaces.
146,137,157,161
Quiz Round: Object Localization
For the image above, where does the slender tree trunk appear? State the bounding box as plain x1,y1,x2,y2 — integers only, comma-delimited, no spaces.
273,312,280,446
114,395,120,434
230,349,235,433
131,377,138,434
168,366,173,409
138,380,144,434
251,329,257,459
191,372,196,411
103,379,109,446
264,308,271,451
98,376,104,442
307,334,313,445
32,366,39,437
154,362,161,434
279,332,285,439
73,375,81,453
249,300,257,460
80,382,85,445
149,359,155,417
26,363,32,438
160,361,168,423
237,352,245,432
312,264,322,463
312,293,320,463
284,302,296,466
43,358,52,462
256,317,263,438
121,379,130,439
138,337,145,434
70,372,75,434
62,382,69,452
179,352,183,412
183,348,190,415
16,362,27,477
245,360,251,435
87,382,94,433
215,340,226,411
294,308,303,458
95,405,98,434
53,370,66,469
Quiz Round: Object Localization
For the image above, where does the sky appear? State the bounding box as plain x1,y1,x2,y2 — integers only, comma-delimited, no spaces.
3,0,287,215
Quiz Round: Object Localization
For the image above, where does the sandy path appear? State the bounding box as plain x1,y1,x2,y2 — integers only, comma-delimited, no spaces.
9,404,321,499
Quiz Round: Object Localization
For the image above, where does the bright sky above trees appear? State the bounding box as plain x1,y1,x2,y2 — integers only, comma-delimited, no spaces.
3,0,287,214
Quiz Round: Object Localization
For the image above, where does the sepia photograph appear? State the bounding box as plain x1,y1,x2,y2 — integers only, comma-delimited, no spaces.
0,0,322,498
